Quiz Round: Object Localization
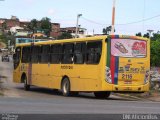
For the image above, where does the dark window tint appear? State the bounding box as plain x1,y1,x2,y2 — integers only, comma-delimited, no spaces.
40,45,50,63
31,46,41,63
22,47,31,63
86,41,102,64
14,47,21,69
62,43,74,64
74,42,86,64
50,44,62,63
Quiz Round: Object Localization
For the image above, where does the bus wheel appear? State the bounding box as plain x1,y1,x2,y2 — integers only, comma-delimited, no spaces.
94,91,111,99
24,76,30,91
61,78,71,96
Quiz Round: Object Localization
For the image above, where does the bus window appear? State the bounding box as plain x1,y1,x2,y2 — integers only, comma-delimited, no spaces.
22,47,31,63
62,43,74,64
50,44,63,64
74,42,86,64
40,45,50,63
86,41,102,64
31,46,41,63
14,47,21,69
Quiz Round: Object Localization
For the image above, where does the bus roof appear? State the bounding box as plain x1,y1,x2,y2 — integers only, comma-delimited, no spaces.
16,35,107,47
15,35,149,47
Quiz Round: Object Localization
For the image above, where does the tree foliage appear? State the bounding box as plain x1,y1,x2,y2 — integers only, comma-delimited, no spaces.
40,17,51,37
0,34,7,45
27,19,38,33
150,40,160,66
135,32,142,37
150,33,160,66
136,32,160,66
0,33,15,48
102,26,112,35
2,21,7,31
151,33,160,41
58,33,73,40
27,17,52,37
143,33,150,38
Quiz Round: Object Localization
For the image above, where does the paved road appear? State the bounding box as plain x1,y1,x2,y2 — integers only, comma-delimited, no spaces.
0,53,160,114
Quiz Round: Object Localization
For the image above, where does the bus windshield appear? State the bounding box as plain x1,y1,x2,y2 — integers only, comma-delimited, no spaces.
111,39,147,58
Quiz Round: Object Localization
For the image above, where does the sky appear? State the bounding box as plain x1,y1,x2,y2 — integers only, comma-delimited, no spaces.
0,0,160,35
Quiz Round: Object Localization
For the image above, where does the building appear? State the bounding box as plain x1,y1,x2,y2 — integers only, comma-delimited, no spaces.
10,26,24,34
20,21,30,30
5,16,20,30
50,23,60,39
0,16,88,39
60,27,87,38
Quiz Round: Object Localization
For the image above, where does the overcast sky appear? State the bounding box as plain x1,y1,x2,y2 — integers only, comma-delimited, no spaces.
0,0,160,35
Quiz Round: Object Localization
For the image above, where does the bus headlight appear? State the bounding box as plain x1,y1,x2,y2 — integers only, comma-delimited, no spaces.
144,70,150,84
105,66,112,84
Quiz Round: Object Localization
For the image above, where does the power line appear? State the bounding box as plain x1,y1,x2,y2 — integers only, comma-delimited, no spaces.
81,17,110,26
81,14,160,26
117,14,160,25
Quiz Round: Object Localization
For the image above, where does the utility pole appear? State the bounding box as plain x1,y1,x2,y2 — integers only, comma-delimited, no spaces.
75,14,82,38
111,0,116,35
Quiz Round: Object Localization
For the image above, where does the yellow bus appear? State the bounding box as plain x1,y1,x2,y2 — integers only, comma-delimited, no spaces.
13,35,150,98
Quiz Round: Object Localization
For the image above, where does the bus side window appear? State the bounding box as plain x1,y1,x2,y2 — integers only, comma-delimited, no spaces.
22,47,31,63
40,45,50,63
74,42,86,64
31,46,41,63
14,47,21,69
62,43,74,64
86,41,102,64
50,44,62,64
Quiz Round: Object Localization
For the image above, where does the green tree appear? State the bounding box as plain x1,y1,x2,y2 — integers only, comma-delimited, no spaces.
40,17,52,37
0,34,7,45
2,21,7,32
150,40,160,66
143,33,150,38
27,19,38,33
58,33,73,40
102,26,112,35
151,33,160,41
135,32,142,37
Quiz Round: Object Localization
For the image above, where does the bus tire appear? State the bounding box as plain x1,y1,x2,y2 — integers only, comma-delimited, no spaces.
61,77,71,96
94,91,111,99
23,75,30,91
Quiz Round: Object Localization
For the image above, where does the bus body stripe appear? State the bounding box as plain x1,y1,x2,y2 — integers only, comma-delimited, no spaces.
111,55,115,84
107,38,111,67
114,56,119,85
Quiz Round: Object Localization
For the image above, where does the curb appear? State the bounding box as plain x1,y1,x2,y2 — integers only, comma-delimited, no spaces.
113,93,153,101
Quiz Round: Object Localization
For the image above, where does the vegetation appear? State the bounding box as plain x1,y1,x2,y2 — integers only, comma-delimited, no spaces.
27,19,38,33
40,17,52,37
135,32,142,37
0,32,15,48
1,21,7,32
136,32,160,66
0,34,7,44
27,17,52,37
102,26,112,35
58,32,73,39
